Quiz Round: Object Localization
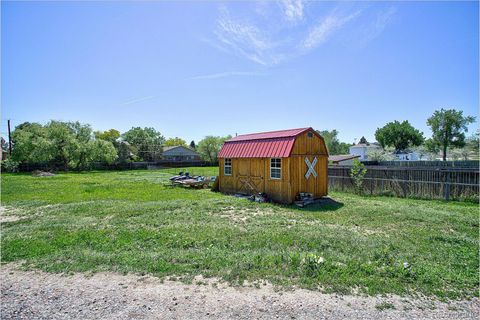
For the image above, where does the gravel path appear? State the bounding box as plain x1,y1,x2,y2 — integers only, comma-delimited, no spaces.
1,264,478,320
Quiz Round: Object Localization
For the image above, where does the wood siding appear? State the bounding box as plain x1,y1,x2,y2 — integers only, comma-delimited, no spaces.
219,130,328,203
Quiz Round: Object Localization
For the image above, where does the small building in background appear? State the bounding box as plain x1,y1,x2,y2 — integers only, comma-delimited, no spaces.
329,154,360,166
218,127,329,204
349,142,381,161
162,146,201,161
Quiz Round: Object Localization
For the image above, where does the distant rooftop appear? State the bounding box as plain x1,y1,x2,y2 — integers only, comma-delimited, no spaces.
329,154,360,163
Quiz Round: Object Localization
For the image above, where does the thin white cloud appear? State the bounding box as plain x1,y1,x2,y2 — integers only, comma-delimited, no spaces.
302,11,361,50
214,7,284,66
342,7,396,49
121,95,155,106
366,7,396,42
281,0,304,22
209,4,392,66
189,71,265,80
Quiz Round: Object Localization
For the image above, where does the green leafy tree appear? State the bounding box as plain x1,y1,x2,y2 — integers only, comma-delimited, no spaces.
164,137,187,147
12,121,117,170
11,122,54,165
317,130,351,155
426,108,476,161
189,140,196,150
375,121,424,152
94,129,120,143
122,127,165,161
114,141,134,164
95,129,132,164
424,138,440,155
197,135,231,163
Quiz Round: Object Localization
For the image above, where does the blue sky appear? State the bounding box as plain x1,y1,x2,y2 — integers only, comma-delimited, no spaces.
1,1,478,144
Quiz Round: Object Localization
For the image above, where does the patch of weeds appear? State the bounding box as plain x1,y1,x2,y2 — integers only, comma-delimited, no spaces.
302,253,325,277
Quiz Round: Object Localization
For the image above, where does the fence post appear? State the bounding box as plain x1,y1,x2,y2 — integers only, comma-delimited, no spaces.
444,170,450,201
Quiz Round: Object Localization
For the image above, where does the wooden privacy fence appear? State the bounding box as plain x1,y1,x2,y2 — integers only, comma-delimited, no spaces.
17,160,218,172
328,165,479,200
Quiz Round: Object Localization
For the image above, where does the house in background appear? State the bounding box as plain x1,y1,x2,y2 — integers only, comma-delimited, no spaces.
162,146,201,161
394,150,420,161
349,141,382,161
329,154,360,165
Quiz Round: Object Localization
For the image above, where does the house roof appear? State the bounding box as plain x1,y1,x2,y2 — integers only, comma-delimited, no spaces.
350,142,381,148
218,127,318,158
162,145,199,155
163,146,181,152
329,154,360,163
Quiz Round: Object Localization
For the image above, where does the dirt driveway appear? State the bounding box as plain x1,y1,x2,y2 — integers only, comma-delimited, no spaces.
1,264,478,320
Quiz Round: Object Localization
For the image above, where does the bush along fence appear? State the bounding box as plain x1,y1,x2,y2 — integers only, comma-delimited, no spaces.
328,165,479,201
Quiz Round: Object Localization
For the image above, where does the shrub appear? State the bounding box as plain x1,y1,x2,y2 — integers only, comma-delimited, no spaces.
1,159,19,172
350,159,367,194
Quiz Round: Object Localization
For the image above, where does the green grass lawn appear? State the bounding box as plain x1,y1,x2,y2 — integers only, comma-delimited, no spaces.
1,168,478,299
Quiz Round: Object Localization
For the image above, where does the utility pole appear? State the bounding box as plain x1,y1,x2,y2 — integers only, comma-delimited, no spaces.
7,119,12,155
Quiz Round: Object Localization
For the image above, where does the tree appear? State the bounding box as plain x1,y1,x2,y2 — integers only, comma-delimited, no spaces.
375,121,424,152
95,129,132,164
358,136,368,144
197,135,231,163
164,137,187,147
11,122,53,165
122,127,165,161
316,130,351,155
424,138,440,155
426,108,476,161
189,140,196,150
11,121,117,170
94,129,120,143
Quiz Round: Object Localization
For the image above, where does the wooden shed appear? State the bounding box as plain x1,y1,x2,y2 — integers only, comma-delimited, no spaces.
218,127,329,204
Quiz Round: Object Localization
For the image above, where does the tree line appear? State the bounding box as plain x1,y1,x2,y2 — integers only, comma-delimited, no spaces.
2,121,231,171
373,108,476,161
1,107,476,171
319,108,476,161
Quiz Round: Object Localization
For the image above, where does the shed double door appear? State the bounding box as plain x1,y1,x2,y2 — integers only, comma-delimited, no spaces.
236,159,265,194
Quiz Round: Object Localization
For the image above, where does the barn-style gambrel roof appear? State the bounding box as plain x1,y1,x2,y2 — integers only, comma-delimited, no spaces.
218,127,320,158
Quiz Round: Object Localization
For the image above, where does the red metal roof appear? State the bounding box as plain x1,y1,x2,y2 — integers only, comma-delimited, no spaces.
218,127,313,158
227,127,311,142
